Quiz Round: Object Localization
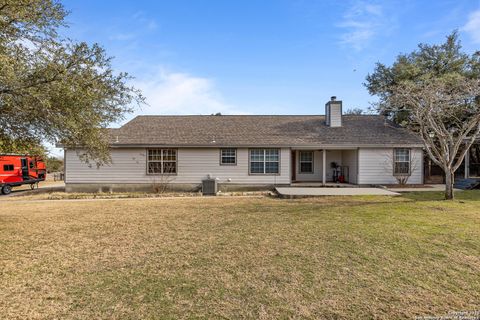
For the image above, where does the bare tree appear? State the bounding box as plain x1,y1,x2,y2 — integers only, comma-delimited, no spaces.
388,77,480,199
382,150,420,185
150,164,176,194
344,108,364,115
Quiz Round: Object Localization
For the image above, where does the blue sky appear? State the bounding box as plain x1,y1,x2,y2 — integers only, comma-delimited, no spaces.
61,0,480,119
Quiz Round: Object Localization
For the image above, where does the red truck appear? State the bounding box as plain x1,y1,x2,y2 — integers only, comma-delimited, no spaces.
0,154,47,195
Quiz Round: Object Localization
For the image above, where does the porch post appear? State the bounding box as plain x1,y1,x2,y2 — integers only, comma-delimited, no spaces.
322,149,326,186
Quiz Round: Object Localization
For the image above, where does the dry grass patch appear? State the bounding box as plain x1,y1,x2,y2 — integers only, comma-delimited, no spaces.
4,191,271,201
11,180,64,191
0,195,479,319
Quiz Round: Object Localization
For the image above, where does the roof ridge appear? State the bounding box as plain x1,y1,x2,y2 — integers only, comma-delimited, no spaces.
132,114,381,117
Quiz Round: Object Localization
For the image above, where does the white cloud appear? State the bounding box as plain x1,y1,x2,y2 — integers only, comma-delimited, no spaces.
337,1,386,51
132,68,247,116
131,11,158,31
109,12,158,42
146,20,158,31
109,33,136,41
15,38,37,51
363,3,383,16
462,10,480,44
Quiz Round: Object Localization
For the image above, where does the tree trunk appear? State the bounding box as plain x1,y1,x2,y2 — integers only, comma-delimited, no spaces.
445,171,454,200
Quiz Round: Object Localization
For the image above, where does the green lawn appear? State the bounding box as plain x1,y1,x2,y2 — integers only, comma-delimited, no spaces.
1,193,479,319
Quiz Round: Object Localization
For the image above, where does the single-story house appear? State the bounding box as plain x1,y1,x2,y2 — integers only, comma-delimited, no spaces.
64,97,426,192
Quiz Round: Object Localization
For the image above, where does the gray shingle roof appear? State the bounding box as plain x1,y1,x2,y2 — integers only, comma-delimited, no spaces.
109,115,423,147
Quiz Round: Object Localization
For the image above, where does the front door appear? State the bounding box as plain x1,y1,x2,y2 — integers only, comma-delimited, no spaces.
20,158,29,180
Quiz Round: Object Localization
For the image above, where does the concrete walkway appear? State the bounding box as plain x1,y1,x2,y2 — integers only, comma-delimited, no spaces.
276,187,400,198
386,184,462,192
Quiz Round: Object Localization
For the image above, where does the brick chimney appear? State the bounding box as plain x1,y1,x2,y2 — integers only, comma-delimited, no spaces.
325,96,342,127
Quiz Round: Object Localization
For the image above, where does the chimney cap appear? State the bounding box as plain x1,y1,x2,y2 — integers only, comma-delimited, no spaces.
331,96,337,101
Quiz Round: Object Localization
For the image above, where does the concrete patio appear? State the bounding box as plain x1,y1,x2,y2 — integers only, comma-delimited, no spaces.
275,187,400,198
386,184,463,192
290,182,356,187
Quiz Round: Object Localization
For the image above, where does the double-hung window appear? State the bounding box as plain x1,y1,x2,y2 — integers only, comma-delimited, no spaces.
250,149,279,174
220,148,236,165
393,148,410,175
299,151,314,173
147,149,177,174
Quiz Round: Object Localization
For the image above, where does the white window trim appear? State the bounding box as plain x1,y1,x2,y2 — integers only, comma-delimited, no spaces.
299,151,314,174
393,148,411,176
220,148,237,166
249,149,280,175
146,149,178,175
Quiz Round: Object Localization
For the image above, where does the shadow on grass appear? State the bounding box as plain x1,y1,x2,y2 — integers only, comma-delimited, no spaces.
400,190,480,202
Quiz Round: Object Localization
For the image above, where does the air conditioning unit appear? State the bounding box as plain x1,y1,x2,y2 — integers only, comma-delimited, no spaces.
202,178,217,196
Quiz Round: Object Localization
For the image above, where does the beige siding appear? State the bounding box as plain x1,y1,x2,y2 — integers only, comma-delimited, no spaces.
357,148,423,185
295,150,322,181
65,147,423,186
65,148,146,184
66,148,291,185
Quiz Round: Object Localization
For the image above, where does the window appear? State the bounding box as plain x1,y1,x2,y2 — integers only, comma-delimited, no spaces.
29,161,34,169
299,151,314,173
3,164,14,171
147,149,177,174
394,149,410,175
220,148,236,165
250,149,279,174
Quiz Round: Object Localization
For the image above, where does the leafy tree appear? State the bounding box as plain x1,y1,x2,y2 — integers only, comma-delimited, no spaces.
0,139,48,157
365,31,480,124
0,0,144,164
46,156,63,173
365,32,480,200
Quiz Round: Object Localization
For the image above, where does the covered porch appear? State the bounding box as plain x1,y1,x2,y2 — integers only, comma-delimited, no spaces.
425,142,480,183
290,148,358,186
